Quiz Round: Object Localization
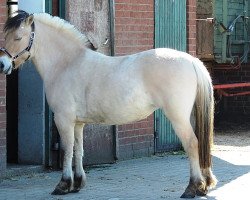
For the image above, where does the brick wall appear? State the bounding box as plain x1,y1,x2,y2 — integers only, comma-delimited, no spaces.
0,0,7,172
187,0,196,56
114,0,154,55
114,0,155,159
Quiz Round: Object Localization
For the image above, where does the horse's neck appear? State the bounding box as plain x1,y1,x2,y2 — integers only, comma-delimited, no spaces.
31,20,84,81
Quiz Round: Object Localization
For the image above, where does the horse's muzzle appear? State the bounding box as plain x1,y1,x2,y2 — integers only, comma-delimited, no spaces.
0,56,13,75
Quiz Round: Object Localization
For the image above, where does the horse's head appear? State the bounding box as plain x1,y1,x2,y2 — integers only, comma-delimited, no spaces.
0,10,35,74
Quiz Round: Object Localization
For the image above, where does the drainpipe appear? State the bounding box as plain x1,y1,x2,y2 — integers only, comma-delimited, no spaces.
109,0,118,160
109,0,115,57
7,0,18,16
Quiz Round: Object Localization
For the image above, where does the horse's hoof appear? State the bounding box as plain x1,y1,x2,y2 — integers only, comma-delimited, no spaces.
51,187,69,195
181,179,197,198
196,180,207,196
196,188,208,196
51,177,72,195
73,174,86,192
180,191,195,198
70,188,81,193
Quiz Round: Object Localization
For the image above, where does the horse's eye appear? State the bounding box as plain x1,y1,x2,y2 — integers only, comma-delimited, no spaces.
14,37,22,41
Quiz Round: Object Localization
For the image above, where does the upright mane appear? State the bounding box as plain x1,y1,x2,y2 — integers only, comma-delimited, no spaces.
4,10,97,50
4,10,29,32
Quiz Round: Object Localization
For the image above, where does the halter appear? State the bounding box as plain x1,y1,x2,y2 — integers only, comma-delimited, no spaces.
0,22,35,68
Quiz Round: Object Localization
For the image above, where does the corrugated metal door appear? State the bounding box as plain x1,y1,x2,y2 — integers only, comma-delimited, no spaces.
154,0,186,152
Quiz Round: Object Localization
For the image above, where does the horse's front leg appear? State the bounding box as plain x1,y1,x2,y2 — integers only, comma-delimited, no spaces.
72,123,87,193
52,115,74,195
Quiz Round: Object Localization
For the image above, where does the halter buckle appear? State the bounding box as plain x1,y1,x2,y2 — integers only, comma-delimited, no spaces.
30,32,35,39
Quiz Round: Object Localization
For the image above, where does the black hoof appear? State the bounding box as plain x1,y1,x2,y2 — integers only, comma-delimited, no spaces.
181,179,197,198
70,188,81,193
180,191,196,198
51,187,69,195
51,177,72,195
73,174,85,192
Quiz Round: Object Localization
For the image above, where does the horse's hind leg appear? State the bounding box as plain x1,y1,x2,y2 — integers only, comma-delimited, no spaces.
72,123,87,193
164,111,205,198
176,122,205,198
52,115,74,195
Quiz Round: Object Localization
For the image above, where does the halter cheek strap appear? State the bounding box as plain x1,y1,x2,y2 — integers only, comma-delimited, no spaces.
0,22,35,68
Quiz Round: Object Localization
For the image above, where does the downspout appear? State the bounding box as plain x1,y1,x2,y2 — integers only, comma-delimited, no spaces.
109,0,115,56
109,0,118,160
7,0,18,15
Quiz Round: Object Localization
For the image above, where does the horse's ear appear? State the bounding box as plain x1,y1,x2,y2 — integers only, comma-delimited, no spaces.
25,14,34,26
86,35,98,51
86,40,98,51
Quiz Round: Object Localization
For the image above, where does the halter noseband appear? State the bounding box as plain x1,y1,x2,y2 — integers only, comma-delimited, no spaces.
0,22,35,68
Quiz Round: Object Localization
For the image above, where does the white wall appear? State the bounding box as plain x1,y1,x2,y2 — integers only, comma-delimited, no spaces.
19,0,45,12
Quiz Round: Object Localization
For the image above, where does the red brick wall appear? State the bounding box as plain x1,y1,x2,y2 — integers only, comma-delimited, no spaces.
114,0,155,159
0,0,7,172
187,0,196,56
114,0,154,55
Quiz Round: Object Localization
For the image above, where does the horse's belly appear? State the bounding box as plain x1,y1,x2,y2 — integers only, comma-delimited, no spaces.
107,105,156,125
85,108,155,125
78,99,156,125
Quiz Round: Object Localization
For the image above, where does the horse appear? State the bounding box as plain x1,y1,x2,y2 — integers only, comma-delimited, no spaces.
0,10,217,198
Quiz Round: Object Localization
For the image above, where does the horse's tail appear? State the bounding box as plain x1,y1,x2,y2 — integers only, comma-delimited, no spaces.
192,58,214,169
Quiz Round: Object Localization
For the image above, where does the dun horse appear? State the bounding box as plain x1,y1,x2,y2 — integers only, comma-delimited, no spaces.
0,11,217,198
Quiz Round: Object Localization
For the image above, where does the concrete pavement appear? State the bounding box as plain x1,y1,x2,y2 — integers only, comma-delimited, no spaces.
0,148,250,200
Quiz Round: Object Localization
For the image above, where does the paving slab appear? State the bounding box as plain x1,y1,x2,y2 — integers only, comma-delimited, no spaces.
0,130,250,200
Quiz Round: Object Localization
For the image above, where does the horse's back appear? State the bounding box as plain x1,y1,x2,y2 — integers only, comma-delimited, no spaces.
94,48,200,123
